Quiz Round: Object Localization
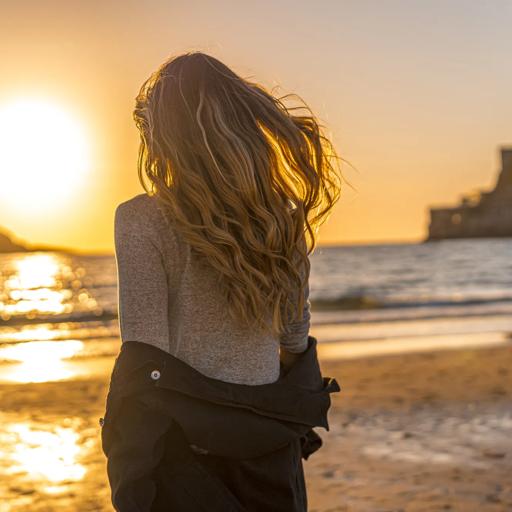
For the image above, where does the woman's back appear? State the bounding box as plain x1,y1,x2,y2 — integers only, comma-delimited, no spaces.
114,192,311,385
104,50,342,512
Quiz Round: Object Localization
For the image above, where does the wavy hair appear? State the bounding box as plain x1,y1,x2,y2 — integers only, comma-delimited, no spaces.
133,51,343,338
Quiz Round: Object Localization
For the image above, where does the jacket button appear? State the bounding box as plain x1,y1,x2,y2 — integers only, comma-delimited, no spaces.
150,369,161,381
99,417,105,427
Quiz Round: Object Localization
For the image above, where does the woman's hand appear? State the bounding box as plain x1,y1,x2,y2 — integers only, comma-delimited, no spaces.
279,346,305,374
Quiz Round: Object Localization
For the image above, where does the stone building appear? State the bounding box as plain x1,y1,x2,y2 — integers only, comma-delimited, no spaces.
427,147,512,240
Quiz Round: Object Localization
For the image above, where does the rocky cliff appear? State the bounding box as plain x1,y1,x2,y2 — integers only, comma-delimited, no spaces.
0,229,29,253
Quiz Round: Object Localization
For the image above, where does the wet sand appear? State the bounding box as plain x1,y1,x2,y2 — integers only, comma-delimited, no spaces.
307,344,512,511
1,343,511,511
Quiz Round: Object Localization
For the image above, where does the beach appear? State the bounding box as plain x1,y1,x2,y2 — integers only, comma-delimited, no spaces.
2,341,511,512
307,343,512,511
1,245,512,510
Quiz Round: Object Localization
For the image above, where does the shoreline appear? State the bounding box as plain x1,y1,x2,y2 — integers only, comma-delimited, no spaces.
1,331,511,385
317,330,512,360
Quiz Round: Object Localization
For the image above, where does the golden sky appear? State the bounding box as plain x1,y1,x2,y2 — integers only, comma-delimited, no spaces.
0,1,511,252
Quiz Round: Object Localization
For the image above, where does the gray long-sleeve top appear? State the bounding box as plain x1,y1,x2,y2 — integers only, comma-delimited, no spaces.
114,193,311,385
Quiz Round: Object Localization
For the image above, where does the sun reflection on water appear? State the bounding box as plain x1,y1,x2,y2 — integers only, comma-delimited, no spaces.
1,417,87,495
1,254,69,319
9,255,60,289
0,325,63,343
0,340,84,383
0,253,99,322
7,287,72,316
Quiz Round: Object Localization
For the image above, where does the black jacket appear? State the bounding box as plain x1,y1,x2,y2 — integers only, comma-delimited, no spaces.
100,334,340,512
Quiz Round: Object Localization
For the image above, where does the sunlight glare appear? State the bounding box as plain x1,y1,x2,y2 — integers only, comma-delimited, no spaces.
0,340,84,383
0,98,90,212
1,254,71,320
2,418,87,494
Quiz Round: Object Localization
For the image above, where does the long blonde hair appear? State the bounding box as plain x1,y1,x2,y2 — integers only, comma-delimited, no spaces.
134,51,342,338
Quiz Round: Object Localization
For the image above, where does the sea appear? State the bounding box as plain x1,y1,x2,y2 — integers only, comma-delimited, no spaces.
0,238,511,382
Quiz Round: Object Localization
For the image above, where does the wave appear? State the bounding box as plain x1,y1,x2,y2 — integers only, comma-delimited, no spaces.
311,295,512,312
3,296,512,326
0,309,118,327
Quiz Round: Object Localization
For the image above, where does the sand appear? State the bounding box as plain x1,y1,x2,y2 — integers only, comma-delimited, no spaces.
1,344,511,511
307,345,512,511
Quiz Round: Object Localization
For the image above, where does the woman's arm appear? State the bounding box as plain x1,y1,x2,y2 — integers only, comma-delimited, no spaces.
114,201,170,351
279,278,311,373
279,233,311,357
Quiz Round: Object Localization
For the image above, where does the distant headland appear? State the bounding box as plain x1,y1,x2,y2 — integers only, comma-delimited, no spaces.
0,228,29,253
0,227,76,254
427,147,512,241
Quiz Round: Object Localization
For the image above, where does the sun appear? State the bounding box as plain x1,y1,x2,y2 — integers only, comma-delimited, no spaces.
0,98,90,212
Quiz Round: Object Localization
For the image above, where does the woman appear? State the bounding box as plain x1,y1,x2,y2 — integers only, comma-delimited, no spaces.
101,51,342,512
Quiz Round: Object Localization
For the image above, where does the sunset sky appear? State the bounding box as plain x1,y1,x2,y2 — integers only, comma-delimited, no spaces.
0,0,511,252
